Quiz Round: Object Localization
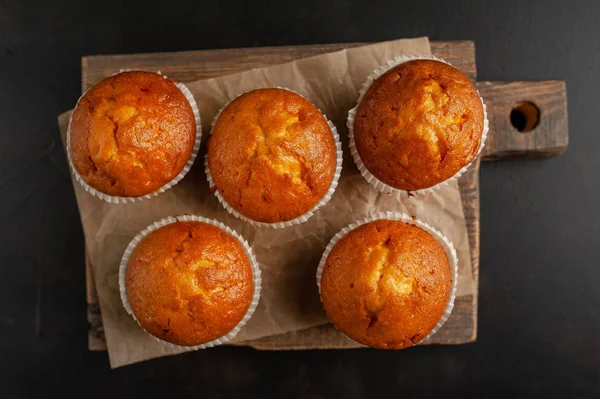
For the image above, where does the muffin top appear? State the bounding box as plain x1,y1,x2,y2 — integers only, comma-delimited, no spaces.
207,88,337,223
69,71,196,197
320,219,451,349
354,59,484,191
126,221,254,346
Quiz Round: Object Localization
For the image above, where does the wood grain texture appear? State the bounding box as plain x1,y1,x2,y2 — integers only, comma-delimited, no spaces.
81,41,477,92
80,40,567,351
85,252,105,351
477,81,568,159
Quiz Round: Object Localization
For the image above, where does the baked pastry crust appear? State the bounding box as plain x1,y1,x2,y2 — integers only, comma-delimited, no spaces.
70,71,196,197
354,60,484,191
207,88,336,223
320,219,451,349
126,221,254,346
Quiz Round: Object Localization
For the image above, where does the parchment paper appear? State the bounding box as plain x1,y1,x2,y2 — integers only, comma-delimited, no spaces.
57,37,474,368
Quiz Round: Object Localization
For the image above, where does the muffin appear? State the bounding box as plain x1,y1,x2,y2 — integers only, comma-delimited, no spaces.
125,220,255,346
69,71,196,197
320,218,452,349
353,59,484,191
207,88,337,224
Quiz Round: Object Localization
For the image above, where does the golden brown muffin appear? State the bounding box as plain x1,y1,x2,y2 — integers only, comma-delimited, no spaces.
70,71,196,197
207,88,337,223
320,219,451,349
354,59,484,191
126,221,254,346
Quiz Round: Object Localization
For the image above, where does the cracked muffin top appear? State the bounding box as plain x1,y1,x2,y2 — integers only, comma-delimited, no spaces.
207,88,337,223
320,219,451,349
126,221,254,346
69,71,196,197
354,59,484,191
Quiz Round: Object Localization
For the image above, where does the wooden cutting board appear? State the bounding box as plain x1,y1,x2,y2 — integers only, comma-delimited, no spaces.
82,40,568,351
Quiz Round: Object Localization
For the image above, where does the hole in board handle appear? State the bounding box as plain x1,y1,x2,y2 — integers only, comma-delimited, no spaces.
510,102,540,133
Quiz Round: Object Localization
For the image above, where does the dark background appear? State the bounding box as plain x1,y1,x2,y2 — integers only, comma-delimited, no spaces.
0,0,598,397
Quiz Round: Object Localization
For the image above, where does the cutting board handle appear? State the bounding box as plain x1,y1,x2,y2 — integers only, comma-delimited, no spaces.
477,80,568,160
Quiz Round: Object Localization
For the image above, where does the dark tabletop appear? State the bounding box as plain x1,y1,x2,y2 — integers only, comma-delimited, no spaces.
1,0,598,397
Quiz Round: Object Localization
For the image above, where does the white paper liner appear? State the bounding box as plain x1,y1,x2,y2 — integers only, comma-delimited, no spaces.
118,214,262,350
316,211,459,347
205,87,343,228
347,55,489,197
66,71,202,203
